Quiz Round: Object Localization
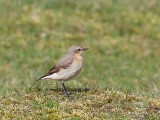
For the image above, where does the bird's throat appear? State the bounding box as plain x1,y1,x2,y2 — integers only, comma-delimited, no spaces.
74,54,83,62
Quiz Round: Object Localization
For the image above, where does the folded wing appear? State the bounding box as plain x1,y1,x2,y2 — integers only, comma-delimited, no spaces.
37,54,74,80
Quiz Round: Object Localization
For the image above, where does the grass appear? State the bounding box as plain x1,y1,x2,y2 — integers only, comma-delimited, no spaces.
0,87,160,119
0,0,160,119
0,88,160,120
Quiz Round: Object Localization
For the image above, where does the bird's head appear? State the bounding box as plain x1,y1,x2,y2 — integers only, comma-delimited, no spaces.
68,45,89,55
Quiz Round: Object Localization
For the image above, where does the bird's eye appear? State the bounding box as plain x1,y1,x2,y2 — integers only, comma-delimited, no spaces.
78,49,81,51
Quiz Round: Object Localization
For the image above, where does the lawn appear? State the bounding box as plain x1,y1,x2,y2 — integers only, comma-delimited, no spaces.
0,89,160,119
0,0,160,119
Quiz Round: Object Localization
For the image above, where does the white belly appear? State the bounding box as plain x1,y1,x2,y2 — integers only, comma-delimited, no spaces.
42,60,82,80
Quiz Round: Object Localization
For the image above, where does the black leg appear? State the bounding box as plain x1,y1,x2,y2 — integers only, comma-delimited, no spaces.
61,82,69,98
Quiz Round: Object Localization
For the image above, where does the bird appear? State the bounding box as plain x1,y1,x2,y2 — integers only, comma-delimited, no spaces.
37,45,89,97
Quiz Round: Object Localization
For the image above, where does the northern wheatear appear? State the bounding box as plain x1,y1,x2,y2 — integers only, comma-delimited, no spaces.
37,45,88,97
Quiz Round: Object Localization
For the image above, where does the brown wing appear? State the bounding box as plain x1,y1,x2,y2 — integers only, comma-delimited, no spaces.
37,66,59,80
37,54,74,80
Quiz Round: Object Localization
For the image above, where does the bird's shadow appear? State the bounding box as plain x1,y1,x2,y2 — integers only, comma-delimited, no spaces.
46,87,90,93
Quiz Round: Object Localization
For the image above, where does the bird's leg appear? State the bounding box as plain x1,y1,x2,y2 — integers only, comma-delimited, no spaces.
61,81,69,98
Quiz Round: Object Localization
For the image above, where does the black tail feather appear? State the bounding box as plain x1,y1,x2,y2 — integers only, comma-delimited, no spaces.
36,76,43,81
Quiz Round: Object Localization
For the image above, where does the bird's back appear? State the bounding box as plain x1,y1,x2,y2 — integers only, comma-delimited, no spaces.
55,54,74,68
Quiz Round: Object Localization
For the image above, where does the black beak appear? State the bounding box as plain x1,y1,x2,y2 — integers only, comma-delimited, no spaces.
82,48,89,51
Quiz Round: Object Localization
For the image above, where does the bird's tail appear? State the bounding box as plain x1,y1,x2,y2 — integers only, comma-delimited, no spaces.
36,78,41,81
36,76,44,81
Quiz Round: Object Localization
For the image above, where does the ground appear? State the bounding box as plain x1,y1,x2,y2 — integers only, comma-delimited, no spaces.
0,88,160,119
0,0,160,119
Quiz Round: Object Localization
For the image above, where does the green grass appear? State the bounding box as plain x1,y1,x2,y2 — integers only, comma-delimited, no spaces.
0,0,160,119
0,88,160,119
